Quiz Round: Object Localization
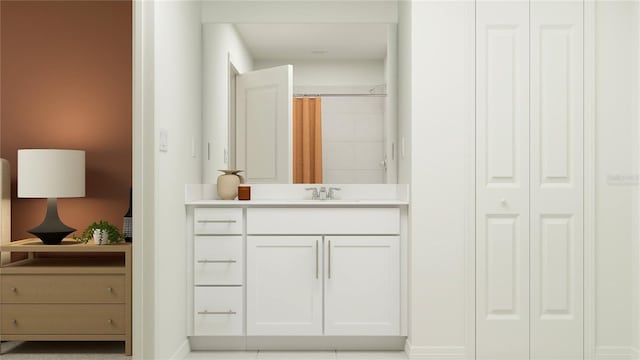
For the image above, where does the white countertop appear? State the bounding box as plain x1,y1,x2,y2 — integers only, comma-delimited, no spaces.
185,184,410,206
185,199,408,206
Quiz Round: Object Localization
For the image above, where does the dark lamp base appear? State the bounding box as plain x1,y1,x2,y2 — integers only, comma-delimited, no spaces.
28,198,75,245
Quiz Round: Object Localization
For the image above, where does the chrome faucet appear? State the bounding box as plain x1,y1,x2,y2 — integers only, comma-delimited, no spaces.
318,187,327,200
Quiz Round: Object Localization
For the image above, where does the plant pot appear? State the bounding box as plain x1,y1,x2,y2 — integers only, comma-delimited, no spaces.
217,170,243,200
93,229,108,245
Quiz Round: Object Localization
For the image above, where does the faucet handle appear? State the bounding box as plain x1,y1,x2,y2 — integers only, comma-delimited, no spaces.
305,187,319,200
328,187,341,200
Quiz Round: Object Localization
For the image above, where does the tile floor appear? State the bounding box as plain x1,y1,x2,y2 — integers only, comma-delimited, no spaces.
186,351,408,360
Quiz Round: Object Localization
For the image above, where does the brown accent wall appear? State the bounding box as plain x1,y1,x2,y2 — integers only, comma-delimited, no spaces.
0,0,132,241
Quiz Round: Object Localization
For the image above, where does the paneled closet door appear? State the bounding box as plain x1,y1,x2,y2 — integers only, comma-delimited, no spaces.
476,2,530,359
530,2,584,359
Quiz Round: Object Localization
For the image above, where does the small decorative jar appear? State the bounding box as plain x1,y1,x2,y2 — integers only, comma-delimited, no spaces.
238,185,251,201
93,229,108,245
217,170,243,200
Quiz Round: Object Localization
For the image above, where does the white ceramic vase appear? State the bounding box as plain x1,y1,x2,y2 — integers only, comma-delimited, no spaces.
217,170,243,200
93,229,108,245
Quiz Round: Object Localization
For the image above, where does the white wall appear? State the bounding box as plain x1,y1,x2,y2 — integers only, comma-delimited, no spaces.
631,1,640,356
255,59,384,89
594,2,638,356
404,1,475,358
636,2,640,356
153,1,202,358
322,97,386,184
201,0,397,24
202,24,254,183
397,1,411,186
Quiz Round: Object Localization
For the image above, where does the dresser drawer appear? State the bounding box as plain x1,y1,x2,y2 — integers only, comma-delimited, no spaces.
1,275,125,304
247,208,400,235
195,236,243,285
194,208,243,235
1,304,125,334
194,287,243,335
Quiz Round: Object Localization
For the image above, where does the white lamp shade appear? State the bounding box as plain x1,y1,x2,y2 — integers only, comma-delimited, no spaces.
18,149,85,198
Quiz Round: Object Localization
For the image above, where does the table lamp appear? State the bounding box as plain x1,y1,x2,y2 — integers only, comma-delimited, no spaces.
18,149,85,245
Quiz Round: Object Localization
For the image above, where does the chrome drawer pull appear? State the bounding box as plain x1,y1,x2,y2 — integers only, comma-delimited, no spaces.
197,259,237,264
197,220,237,224
198,310,236,315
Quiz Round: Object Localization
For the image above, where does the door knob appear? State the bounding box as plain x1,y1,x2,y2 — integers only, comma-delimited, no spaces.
500,198,507,205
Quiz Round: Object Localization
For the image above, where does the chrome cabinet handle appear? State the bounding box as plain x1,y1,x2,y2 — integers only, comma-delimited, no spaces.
197,259,236,264
198,310,236,315
315,240,319,279
328,240,332,279
197,220,236,223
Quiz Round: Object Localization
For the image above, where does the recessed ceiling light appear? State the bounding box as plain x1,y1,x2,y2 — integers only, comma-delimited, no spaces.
311,50,328,55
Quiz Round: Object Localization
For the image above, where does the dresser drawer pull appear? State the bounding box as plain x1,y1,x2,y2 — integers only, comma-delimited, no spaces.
107,319,113,324
197,220,237,224
197,259,237,264
12,319,17,325
11,287,17,292
107,287,113,292
198,310,236,315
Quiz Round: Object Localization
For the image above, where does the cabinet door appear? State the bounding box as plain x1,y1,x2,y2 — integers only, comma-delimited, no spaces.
246,236,322,335
476,2,530,359
531,2,583,359
324,236,399,335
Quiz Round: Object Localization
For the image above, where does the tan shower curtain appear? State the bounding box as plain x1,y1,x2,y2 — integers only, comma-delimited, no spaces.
293,97,323,183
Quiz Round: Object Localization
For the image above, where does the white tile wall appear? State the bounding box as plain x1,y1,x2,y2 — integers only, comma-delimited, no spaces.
322,97,386,184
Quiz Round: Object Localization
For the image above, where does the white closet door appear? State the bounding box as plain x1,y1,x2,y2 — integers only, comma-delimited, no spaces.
476,2,530,359
530,2,584,359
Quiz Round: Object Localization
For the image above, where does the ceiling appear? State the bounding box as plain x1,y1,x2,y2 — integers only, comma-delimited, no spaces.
234,23,388,60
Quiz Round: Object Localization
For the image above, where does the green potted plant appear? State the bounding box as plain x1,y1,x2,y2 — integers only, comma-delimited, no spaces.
74,220,126,245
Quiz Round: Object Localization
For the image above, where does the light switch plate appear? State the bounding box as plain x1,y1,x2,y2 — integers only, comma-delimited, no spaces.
159,129,168,152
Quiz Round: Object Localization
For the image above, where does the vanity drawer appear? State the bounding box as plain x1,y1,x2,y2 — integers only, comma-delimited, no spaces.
1,274,125,304
194,287,243,335
247,208,400,235
194,208,243,235
194,236,243,285
1,304,125,334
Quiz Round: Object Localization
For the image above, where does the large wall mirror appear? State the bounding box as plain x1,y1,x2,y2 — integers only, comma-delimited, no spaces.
202,23,398,184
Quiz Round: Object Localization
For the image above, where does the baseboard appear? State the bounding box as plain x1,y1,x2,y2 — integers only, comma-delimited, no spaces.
169,339,191,360
595,346,636,360
190,336,406,351
404,340,466,360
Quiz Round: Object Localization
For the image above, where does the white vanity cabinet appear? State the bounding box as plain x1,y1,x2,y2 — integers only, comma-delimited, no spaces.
192,208,244,336
245,208,401,337
246,236,323,335
324,236,399,336
186,186,409,350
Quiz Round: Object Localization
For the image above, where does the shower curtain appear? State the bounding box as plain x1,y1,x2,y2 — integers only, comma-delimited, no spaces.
293,97,322,183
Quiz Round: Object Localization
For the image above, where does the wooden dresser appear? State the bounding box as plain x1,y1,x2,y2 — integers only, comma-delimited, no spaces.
0,239,131,355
